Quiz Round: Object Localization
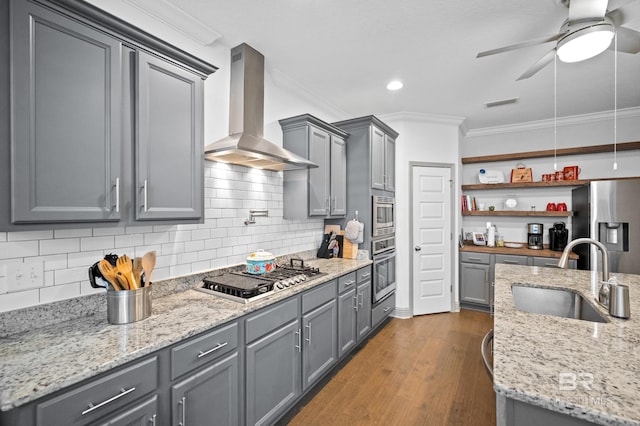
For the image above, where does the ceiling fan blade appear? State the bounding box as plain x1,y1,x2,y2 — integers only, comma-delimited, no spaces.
607,0,640,26
517,49,556,81
612,26,640,52
569,0,608,21
477,33,564,58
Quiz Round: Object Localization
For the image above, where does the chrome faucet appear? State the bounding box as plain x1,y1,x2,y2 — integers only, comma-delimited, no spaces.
557,238,611,308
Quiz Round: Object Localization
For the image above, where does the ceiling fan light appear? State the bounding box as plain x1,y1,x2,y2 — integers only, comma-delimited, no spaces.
557,23,614,63
386,80,403,91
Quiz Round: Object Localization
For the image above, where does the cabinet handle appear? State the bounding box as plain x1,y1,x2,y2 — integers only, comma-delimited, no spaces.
325,197,330,211
344,279,355,287
305,323,312,344
503,260,520,265
353,295,358,311
150,414,157,426
295,328,301,352
197,342,228,359
485,270,489,284
143,179,148,212
468,257,483,262
178,396,186,426
114,177,120,213
383,307,392,313
361,273,371,279
81,387,136,415
358,292,364,308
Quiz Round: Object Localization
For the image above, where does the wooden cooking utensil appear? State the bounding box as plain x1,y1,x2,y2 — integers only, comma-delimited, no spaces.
133,257,143,288
98,259,122,291
141,251,156,287
116,271,130,291
116,255,137,290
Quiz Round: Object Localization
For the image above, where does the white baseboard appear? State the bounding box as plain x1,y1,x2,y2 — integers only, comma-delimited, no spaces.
391,306,411,319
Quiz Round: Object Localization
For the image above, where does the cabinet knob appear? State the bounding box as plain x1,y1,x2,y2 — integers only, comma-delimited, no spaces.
415,246,422,252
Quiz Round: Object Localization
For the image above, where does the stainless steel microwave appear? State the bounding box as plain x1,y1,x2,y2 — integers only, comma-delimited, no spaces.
372,195,395,237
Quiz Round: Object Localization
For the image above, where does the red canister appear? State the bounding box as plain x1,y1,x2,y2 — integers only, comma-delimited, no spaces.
563,166,579,180
555,171,564,181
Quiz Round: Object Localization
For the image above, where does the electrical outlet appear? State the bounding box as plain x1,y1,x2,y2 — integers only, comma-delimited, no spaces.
7,261,44,290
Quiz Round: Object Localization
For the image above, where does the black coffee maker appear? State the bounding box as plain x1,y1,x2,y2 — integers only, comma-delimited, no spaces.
549,222,569,251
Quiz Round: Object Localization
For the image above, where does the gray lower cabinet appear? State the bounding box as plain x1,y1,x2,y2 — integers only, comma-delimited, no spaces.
372,291,396,328
301,281,338,391
337,287,357,357
356,279,372,340
34,357,158,426
497,394,598,426
10,0,122,223
96,396,158,426
337,267,372,358
245,298,301,426
135,51,203,221
460,252,492,308
171,353,239,426
280,114,349,219
532,256,577,269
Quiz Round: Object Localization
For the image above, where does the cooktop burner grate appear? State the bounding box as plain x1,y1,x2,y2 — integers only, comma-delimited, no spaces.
197,259,324,303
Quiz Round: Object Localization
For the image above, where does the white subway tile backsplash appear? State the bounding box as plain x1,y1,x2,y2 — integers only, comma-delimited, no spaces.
54,266,89,285
39,282,81,304
92,227,126,236
115,234,144,248
8,230,54,241
0,165,323,312
80,236,115,252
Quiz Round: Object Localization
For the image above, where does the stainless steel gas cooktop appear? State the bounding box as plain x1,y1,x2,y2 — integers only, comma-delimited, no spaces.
196,260,324,303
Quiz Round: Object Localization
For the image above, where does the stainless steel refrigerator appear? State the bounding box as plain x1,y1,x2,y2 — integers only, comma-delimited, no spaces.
572,179,640,274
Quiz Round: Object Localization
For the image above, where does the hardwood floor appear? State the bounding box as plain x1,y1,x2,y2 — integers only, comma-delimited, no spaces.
285,309,495,426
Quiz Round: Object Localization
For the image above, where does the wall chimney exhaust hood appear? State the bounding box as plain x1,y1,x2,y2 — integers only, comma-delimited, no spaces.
204,43,317,171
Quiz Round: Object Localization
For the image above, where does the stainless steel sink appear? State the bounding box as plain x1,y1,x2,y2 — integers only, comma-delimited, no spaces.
511,284,609,323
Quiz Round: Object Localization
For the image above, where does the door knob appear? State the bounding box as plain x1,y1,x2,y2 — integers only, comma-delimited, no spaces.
415,246,422,251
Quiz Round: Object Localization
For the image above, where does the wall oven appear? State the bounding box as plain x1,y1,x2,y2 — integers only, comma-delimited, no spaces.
372,235,396,303
372,195,395,237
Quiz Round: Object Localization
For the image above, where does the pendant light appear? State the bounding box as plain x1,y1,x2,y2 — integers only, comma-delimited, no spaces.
553,53,558,171
613,32,618,171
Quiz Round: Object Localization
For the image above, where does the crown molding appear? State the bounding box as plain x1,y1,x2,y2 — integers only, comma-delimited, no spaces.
122,0,222,45
380,111,466,127
466,107,640,139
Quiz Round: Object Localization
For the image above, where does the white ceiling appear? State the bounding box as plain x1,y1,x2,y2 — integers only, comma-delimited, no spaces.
144,0,640,131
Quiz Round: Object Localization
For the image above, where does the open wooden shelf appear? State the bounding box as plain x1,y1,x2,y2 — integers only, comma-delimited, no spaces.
461,176,640,191
461,141,640,164
462,210,573,217
461,180,589,191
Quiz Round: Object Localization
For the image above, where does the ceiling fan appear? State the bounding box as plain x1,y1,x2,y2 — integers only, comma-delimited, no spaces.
477,0,640,80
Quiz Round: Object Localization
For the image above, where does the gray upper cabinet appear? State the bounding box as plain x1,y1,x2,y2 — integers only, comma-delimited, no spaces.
332,116,398,194
135,51,203,220
1,0,216,230
10,0,122,223
280,114,349,219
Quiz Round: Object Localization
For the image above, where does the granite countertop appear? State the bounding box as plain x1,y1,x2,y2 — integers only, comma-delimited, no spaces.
0,257,371,411
493,264,640,425
461,242,579,259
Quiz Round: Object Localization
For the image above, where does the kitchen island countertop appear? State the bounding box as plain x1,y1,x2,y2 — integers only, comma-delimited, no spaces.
0,257,371,412
494,264,640,425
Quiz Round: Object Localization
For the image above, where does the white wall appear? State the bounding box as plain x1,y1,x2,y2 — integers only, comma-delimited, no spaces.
0,1,346,313
380,113,464,318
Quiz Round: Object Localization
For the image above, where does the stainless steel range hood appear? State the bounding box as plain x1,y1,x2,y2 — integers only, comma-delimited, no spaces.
204,43,317,171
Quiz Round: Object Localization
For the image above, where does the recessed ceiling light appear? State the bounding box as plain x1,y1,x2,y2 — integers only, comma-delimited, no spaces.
386,80,403,91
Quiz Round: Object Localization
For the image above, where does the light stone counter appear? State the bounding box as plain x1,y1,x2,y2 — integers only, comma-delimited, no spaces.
494,264,640,425
0,257,371,411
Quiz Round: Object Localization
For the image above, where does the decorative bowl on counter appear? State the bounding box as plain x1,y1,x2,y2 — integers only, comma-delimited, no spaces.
504,243,523,248
246,249,276,274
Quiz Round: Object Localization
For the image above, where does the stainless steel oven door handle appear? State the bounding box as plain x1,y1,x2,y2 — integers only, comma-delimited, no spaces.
374,249,396,264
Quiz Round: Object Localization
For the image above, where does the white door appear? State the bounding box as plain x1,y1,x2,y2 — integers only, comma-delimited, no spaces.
412,165,452,315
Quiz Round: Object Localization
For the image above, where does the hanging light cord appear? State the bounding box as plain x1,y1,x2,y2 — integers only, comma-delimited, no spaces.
554,53,557,171
613,32,618,171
